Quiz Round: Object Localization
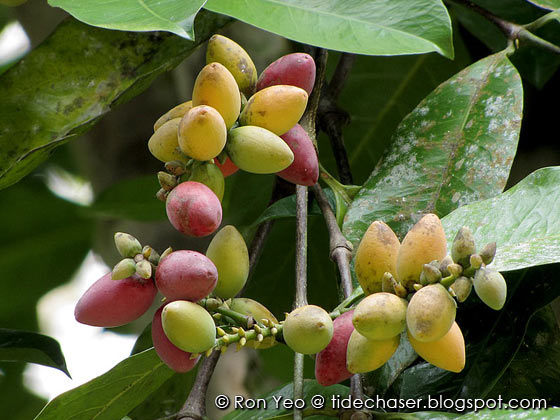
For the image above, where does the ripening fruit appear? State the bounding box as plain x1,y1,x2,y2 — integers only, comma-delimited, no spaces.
215,156,239,177
178,105,227,161
352,293,407,340
152,304,200,373
397,214,447,289
166,181,222,237
148,118,188,163
161,300,216,354
155,250,218,301
315,310,354,386
473,267,507,310
154,101,192,131
230,298,278,349
407,284,456,342
257,53,316,95
355,221,400,295
346,330,399,374
192,62,240,129
283,305,333,354
206,225,249,299
74,273,157,327
239,85,308,136
227,126,294,174
408,321,465,373
277,124,319,186
187,162,225,202
206,34,257,98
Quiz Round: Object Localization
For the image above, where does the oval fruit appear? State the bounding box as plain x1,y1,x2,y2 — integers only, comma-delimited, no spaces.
283,305,333,354
187,162,225,202
215,156,239,177
148,118,188,163
346,330,399,374
354,221,400,295
473,267,507,310
153,101,192,131
353,293,407,340
178,105,227,161
257,53,316,95
407,284,456,342
239,85,308,136
277,124,319,186
230,298,278,349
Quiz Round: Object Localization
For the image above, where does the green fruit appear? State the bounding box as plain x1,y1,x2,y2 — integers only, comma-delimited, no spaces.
407,284,456,342
229,298,278,349
352,293,407,340
451,226,476,267
227,126,294,174
206,225,249,299
473,268,507,310
283,305,333,354
161,300,216,354
346,330,399,374
187,162,225,202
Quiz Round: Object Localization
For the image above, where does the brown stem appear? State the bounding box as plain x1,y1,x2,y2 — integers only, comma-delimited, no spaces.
328,53,356,101
300,48,329,146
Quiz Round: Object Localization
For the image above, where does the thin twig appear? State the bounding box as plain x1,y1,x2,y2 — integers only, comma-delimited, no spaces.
300,48,329,146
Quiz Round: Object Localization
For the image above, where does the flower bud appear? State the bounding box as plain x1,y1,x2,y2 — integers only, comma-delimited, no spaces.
114,232,142,258
158,171,178,191
450,276,473,303
422,264,442,284
452,226,476,267
112,258,136,280
479,242,497,265
136,259,153,279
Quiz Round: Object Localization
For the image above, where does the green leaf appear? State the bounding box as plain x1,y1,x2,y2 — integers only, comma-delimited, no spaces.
48,0,206,40
343,52,523,244
0,329,69,377
130,323,153,356
524,1,560,11
204,0,454,58
456,409,558,419
0,11,230,190
33,349,174,420
441,167,560,272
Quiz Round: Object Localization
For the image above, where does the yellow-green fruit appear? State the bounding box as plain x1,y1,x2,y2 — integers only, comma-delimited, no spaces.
407,284,456,342
206,34,257,98
227,126,294,174
352,293,407,340
239,85,308,135
153,101,192,131
229,298,278,349
346,330,399,374
192,62,241,129
187,162,225,202
408,321,465,373
473,268,507,310
354,221,400,295
206,225,249,299
148,118,188,163
283,305,333,354
396,214,447,289
178,105,227,161
161,300,216,354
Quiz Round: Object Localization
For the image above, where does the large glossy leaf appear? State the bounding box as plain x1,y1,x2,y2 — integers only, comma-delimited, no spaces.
343,52,523,244
48,0,206,39
34,349,174,420
525,0,560,9
0,11,230,190
441,167,560,272
204,0,454,58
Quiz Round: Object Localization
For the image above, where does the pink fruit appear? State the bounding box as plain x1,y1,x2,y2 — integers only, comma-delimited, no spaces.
166,181,222,237
257,53,316,95
277,124,319,186
315,310,354,386
75,273,157,327
215,156,239,177
152,304,200,373
156,250,218,301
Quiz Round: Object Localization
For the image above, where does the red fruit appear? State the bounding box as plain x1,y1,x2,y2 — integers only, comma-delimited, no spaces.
75,273,157,328
215,156,239,177
257,53,316,95
152,304,200,373
315,310,354,386
166,181,222,237
277,124,319,186
156,250,218,301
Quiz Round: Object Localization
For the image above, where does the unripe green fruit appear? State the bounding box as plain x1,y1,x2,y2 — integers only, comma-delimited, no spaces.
283,305,333,354
178,105,227,161
352,293,407,340
346,330,399,374
473,267,507,310
451,226,476,267
187,162,225,202
230,298,278,349
407,284,456,342
154,101,192,132
148,118,188,163
206,225,249,299
227,126,294,174
161,300,216,354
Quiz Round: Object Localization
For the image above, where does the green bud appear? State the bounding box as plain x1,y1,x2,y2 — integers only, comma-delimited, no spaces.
165,160,188,176
136,259,152,279
381,272,395,293
422,264,442,284
439,255,453,277
479,242,497,265
156,188,168,202
450,276,473,303
413,283,423,291
473,268,507,310
392,279,408,298
114,232,142,258
205,298,222,311
452,226,476,267
470,254,483,270
448,263,463,277
160,246,173,260
158,171,178,191
111,258,136,280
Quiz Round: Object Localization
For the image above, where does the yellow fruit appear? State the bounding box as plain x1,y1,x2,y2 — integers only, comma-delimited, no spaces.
229,298,278,349
206,34,257,98
354,221,400,295
408,321,465,373
148,118,188,163
227,126,294,174
187,162,225,202
178,105,227,161
239,85,308,135
352,293,407,340
407,284,456,342
283,305,333,354
153,101,192,131
192,62,241,129
396,214,447,289
206,226,249,299
346,330,399,374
